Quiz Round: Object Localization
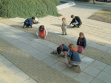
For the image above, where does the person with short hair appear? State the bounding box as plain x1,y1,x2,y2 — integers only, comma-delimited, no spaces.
67,44,81,73
69,15,82,28
77,32,86,53
36,25,48,39
23,17,35,29
51,44,68,58
61,17,67,35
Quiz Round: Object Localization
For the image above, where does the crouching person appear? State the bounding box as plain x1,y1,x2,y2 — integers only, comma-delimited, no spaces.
67,44,81,73
36,25,48,39
23,17,35,29
51,44,68,58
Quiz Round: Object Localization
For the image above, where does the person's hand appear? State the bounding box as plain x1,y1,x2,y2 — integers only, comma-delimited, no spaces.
44,36,46,39
37,36,40,39
32,28,35,30
69,24,71,26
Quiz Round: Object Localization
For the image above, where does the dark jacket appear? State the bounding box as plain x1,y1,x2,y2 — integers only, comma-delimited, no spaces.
70,16,82,26
68,49,81,62
62,44,68,51
77,37,86,48
24,18,33,28
57,44,68,54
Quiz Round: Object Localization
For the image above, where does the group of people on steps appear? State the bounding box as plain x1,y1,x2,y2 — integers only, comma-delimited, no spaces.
23,15,86,73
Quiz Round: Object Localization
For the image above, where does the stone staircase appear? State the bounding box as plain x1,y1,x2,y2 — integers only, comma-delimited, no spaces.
57,1,76,10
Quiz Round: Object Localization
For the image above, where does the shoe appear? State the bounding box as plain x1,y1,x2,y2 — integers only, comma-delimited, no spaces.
65,34,67,35
23,25,26,28
72,25,76,28
77,25,79,28
51,51,54,54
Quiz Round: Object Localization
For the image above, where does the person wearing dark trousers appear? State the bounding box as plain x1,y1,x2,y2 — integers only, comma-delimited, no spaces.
23,17,35,29
69,15,82,28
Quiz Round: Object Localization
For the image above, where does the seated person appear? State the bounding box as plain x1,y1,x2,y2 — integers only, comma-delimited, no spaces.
69,15,82,28
23,17,35,29
51,44,68,58
67,44,81,73
33,17,40,24
36,25,48,39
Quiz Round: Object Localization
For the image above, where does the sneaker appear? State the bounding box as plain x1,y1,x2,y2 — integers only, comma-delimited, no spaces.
72,25,76,28
23,25,26,28
51,51,54,54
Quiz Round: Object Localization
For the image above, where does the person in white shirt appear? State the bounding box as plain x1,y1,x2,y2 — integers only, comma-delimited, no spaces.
36,25,48,39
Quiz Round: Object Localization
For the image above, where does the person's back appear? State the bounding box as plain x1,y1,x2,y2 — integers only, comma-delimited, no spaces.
68,49,81,62
23,17,35,29
75,16,82,26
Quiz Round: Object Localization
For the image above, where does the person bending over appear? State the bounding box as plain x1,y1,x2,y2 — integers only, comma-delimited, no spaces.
36,25,48,39
69,15,82,28
23,17,35,29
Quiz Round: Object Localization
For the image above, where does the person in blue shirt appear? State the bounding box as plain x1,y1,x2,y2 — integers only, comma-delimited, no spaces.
23,17,35,29
67,44,81,73
51,44,68,58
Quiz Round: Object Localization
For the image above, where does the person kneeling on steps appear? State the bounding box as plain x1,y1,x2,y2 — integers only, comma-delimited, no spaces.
23,17,35,29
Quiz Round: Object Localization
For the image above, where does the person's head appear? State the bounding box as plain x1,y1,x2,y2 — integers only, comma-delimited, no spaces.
39,25,44,31
79,32,84,38
68,44,74,49
71,15,75,19
57,46,62,54
62,17,66,22
32,17,35,21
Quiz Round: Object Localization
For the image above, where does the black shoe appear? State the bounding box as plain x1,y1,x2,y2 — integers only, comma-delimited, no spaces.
72,25,76,28
77,25,80,28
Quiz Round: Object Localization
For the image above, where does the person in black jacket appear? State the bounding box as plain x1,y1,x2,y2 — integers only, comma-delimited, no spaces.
77,32,86,53
69,15,82,28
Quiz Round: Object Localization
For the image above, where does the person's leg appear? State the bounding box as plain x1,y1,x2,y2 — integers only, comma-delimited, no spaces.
62,28,65,35
63,51,67,58
79,46,83,53
77,45,80,52
72,62,81,73
51,50,57,54
23,22,27,28
67,57,72,67
82,47,84,53
65,28,67,35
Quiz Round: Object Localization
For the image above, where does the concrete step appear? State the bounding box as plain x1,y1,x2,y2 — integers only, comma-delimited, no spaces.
57,1,76,10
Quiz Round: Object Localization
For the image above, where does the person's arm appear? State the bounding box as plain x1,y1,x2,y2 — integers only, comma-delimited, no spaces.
77,38,79,45
68,49,72,58
83,38,86,49
29,19,32,28
36,30,40,38
70,19,75,25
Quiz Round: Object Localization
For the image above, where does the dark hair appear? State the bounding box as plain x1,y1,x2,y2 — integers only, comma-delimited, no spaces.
71,15,74,18
32,17,35,20
39,25,44,31
57,46,62,54
79,32,84,36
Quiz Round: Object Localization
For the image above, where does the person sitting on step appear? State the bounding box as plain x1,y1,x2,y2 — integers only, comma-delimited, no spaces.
36,25,48,39
23,17,35,29
51,44,68,58
67,44,81,73
69,15,82,28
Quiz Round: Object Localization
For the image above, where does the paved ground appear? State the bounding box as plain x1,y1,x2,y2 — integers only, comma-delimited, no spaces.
0,1,111,83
